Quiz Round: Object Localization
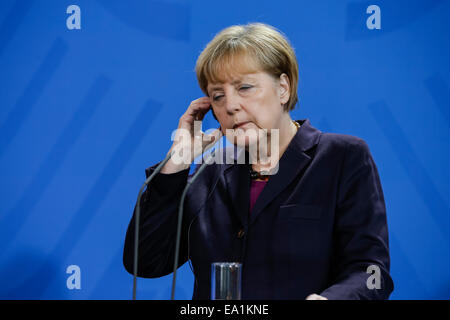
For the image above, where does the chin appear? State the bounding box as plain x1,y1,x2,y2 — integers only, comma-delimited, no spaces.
236,137,258,148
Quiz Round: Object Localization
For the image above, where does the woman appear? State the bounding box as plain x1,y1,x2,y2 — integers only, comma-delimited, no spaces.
123,23,394,300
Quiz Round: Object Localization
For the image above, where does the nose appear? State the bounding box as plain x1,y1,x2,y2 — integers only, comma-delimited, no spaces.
224,88,242,115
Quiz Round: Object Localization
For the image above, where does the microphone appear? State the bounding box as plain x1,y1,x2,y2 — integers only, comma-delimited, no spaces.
132,149,175,300
171,147,217,300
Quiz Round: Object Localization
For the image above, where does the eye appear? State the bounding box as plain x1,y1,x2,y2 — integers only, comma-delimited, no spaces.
240,85,252,91
213,95,223,101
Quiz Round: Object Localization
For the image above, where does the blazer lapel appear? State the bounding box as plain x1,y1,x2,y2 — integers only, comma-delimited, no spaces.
221,119,322,228
224,164,250,228
249,119,322,225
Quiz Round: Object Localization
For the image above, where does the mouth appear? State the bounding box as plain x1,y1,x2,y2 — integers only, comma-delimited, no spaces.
233,121,251,130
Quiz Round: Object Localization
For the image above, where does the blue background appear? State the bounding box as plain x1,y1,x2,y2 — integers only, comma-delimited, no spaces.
0,0,449,300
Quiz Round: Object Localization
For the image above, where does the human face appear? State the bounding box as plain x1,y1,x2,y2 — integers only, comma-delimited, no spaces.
207,70,289,148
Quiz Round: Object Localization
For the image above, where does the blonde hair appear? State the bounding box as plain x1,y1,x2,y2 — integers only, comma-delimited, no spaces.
195,22,299,112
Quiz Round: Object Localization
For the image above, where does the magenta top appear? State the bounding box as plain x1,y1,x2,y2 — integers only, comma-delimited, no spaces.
249,180,267,213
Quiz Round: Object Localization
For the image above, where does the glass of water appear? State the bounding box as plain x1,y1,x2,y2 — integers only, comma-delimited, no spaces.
211,262,242,300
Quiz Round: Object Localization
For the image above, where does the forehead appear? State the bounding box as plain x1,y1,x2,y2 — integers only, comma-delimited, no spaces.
205,53,263,92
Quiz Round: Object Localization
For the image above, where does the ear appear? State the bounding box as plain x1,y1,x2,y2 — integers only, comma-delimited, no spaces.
279,73,290,106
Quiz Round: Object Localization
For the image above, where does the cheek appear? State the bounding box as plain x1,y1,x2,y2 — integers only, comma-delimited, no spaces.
253,108,281,130
214,109,232,128
248,97,277,120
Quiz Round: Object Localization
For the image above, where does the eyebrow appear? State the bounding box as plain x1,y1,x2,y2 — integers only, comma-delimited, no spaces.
208,75,256,93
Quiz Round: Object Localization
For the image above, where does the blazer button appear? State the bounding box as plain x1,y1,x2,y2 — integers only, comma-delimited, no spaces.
237,229,245,239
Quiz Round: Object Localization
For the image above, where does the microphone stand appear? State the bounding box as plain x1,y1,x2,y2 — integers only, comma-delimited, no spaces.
132,150,175,300
171,148,217,300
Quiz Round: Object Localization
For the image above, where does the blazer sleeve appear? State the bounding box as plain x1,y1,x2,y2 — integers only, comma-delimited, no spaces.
320,138,394,300
122,162,192,278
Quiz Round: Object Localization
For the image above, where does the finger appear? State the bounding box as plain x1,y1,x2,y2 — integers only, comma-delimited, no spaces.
180,105,210,127
194,104,212,121
185,104,211,122
188,98,211,113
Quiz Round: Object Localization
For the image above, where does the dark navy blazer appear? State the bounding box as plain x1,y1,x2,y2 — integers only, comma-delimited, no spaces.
123,119,394,299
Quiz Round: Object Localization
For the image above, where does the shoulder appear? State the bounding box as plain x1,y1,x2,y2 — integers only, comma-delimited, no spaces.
311,132,375,173
317,132,371,160
319,132,369,151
